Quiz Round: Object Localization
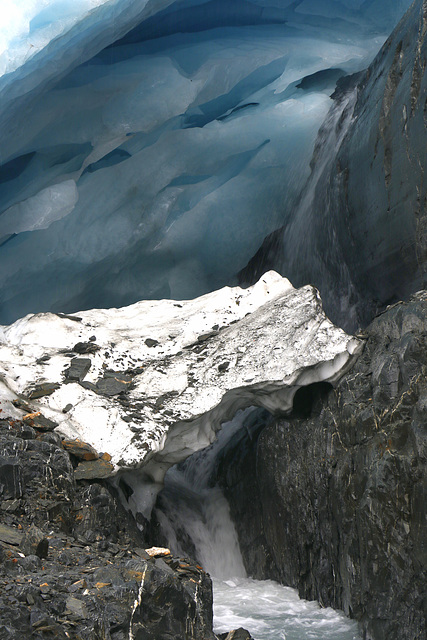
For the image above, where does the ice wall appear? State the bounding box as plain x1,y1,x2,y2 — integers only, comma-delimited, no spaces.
0,0,413,323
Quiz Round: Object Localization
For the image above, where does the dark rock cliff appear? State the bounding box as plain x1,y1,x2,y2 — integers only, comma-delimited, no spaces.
220,294,427,640
240,0,427,333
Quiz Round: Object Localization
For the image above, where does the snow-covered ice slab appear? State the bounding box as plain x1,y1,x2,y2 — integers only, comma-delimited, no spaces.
0,272,362,482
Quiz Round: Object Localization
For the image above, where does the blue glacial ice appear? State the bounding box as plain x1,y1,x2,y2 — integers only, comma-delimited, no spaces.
0,0,413,323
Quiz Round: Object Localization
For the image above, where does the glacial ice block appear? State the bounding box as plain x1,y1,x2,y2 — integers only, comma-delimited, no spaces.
0,272,363,490
0,180,78,238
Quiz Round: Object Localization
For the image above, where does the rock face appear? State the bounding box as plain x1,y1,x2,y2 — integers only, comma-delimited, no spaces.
0,272,362,515
221,294,427,640
240,0,427,333
0,416,220,640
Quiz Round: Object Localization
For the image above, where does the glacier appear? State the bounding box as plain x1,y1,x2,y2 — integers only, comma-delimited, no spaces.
0,5,425,640
0,272,362,515
0,0,414,324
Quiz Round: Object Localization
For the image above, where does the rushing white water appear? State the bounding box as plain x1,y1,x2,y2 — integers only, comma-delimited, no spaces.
154,469,247,579
152,408,362,640
213,577,361,639
152,409,252,579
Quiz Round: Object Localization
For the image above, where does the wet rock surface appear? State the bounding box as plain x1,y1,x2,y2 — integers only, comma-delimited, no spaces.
0,417,222,640
239,0,427,334
217,629,254,640
222,294,427,640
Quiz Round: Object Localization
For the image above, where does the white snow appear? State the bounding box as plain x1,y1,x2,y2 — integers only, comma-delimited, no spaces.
0,272,362,501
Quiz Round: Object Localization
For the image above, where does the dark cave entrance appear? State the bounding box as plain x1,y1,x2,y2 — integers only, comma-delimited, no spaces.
291,381,333,419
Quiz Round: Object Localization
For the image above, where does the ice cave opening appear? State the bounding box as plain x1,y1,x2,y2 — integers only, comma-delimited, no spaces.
0,0,414,326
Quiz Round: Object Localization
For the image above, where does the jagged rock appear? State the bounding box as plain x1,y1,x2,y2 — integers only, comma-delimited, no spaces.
72,342,100,354
134,548,151,561
74,459,115,480
0,455,23,499
64,595,89,618
129,556,216,640
13,421,36,439
12,399,34,413
73,484,125,541
28,383,61,399
223,294,427,640
0,420,75,520
21,524,49,559
64,357,91,382
22,411,58,432
0,418,220,640
1,499,22,513
0,523,23,546
62,438,98,461
95,373,132,396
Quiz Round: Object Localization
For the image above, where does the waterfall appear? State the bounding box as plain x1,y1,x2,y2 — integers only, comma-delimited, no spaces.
150,408,257,579
148,408,362,639
239,77,365,332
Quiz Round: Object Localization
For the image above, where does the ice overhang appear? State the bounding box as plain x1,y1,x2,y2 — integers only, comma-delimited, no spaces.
0,271,363,488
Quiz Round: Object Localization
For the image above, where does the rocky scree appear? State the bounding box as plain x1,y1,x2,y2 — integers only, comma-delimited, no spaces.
0,415,238,640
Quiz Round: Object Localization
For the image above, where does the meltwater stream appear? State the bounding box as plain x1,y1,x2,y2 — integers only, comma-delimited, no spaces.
213,578,360,640
151,409,362,640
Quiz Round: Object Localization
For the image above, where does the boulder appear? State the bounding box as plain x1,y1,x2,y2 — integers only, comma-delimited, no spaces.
64,358,91,382
74,459,114,480
21,524,49,559
129,556,216,640
95,374,133,397
218,629,254,640
22,412,58,432
61,438,98,461
0,524,23,546
72,342,100,354
28,383,60,399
